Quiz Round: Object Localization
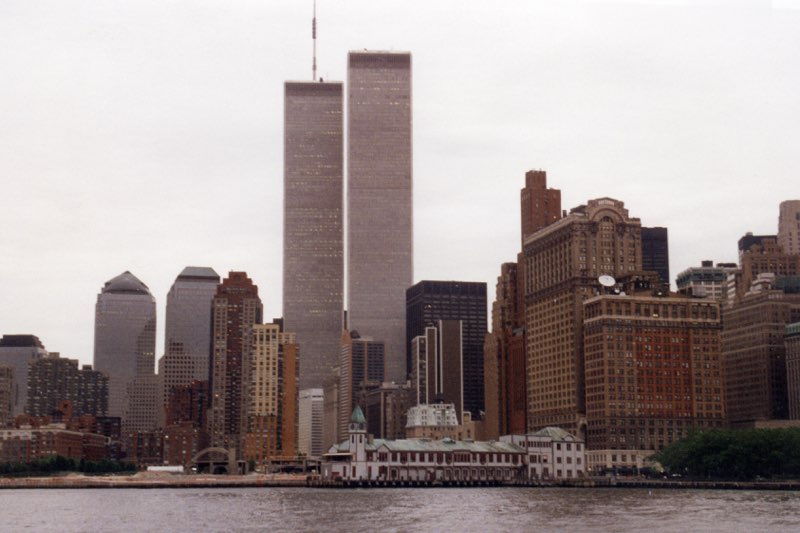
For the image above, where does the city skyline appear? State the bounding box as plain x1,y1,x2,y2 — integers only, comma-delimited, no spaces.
2,1,799,366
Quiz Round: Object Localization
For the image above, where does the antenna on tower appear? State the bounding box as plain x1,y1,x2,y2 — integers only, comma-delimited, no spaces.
312,0,317,81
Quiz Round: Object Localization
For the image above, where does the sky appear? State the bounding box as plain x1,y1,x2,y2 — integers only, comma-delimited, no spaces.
1,0,799,367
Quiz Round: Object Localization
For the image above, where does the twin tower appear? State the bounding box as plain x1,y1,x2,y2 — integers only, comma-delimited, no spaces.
283,51,413,390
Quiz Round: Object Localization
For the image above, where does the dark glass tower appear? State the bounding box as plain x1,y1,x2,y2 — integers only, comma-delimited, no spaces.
406,281,487,418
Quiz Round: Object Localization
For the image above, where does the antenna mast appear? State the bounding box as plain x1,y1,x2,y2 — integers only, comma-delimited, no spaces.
312,0,317,81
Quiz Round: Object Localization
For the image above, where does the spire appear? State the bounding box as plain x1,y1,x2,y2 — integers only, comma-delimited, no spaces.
350,405,366,425
312,0,317,81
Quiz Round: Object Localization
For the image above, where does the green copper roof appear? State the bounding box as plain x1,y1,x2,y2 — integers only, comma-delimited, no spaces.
351,405,366,425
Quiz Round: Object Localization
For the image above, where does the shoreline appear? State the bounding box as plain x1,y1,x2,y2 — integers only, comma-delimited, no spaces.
2,473,800,491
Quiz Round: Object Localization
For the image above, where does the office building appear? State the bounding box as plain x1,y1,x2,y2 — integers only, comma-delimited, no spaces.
347,50,413,384
160,267,219,411
520,170,561,244
93,271,156,424
0,365,13,425
778,200,800,255
786,323,800,420
406,281,487,418
244,322,298,466
723,284,800,426
208,272,262,457
641,226,670,287
410,320,464,422
363,381,415,440
0,335,48,417
583,291,724,472
484,261,527,439
338,330,385,442
27,355,108,418
298,388,324,458
523,196,643,436
283,81,344,391
738,237,800,301
675,260,739,300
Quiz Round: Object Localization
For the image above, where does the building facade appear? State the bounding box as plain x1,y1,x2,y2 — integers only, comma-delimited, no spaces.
298,388,324,458
723,289,800,426
323,407,526,484
523,197,643,436
347,50,413,384
410,321,464,422
583,293,725,472
778,200,800,256
0,335,48,417
27,355,108,418
785,322,800,420
338,331,385,442
406,281,486,418
501,428,586,480
208,272,263,458
244,322,298,466
93,272,156,426
676,260,739,301
641,227,670,288
283,81,344,392
160,267,219,418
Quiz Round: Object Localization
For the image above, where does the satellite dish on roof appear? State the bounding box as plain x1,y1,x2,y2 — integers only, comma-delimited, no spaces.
599,275,616,288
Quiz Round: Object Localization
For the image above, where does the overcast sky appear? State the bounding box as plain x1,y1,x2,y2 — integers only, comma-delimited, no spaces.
1,0,798,367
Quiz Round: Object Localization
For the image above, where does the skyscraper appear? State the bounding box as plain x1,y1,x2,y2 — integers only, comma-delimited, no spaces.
406,280,487,418
523,197,643,436
520,170,561,244
283,81,344,391
338,330,385,441
298,388,324,458
162,267,219,383
641,226,670,287
778,200,800,255
93,272,156,423
27,355,108,418
347,50,413,384
208,272,262,457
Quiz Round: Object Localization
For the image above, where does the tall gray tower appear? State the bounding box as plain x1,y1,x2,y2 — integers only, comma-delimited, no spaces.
159,266,219,415
283,81,344,390
347,51,413,383
93,271,156,424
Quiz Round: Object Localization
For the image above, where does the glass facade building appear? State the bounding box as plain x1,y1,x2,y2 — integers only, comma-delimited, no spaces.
347,51,413,384
283,81,344,391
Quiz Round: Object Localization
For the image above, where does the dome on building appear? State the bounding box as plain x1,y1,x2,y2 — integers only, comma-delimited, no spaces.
102,271,151,295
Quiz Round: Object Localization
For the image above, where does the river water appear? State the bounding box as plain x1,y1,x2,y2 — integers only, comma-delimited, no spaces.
2,487,799,532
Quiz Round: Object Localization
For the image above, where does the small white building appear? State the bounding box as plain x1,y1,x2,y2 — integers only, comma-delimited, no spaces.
500,427,586,480
322,407,526,484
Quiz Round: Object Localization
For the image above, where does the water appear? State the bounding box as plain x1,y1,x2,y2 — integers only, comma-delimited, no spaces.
2,487,800,532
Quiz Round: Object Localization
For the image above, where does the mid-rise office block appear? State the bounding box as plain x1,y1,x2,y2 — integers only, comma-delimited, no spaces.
583,293,724,472
338,331,385,442
410,320,464,422
523,197,644,436
298,388,324,458
209,272,262,457
676,260,739,301
0,365,14,425
406,281,486,418
160,267,219,419
0,335,48,417
786,323,800,420
778,200,800,255
283,81,344,391
363,381,415,440
641,227,670,287
347,51,413,384
93,272,156,423
737,237,800,301
723,287,800,426
484,261,527,439
27,355,108,418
